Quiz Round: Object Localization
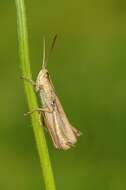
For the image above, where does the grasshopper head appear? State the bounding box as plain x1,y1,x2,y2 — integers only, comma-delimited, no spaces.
36,69,49,92
36,35,57,91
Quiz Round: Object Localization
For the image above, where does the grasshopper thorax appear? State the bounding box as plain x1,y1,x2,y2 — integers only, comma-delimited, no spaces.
36,68,49,92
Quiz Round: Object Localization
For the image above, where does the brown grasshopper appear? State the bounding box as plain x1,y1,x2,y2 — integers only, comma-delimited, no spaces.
24,36,81,150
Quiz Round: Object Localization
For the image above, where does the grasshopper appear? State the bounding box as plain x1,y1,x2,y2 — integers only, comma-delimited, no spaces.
25,36,81,150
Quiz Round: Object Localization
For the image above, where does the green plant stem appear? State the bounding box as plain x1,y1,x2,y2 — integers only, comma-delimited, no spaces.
15,0,56,190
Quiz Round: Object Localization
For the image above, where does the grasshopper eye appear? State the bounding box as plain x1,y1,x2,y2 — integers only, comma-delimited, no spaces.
45,72,49,78
51,100,55,106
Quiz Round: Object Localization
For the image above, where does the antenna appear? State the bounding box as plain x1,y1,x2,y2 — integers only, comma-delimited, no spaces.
44,34,57,69
42,37,46,69
42,35,57,69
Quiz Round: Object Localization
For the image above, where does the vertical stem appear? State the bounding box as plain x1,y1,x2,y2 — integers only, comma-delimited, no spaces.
15,0,57,190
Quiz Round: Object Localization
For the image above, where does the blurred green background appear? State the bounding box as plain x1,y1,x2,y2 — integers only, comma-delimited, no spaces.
0,0,126,189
